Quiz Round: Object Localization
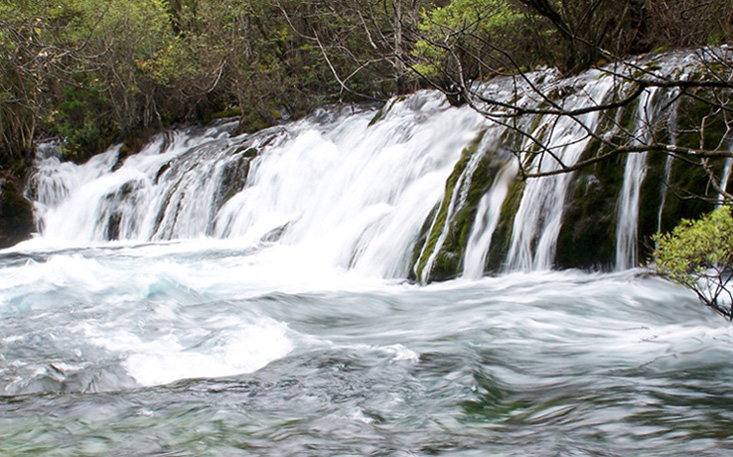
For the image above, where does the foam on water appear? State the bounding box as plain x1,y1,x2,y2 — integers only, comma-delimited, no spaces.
79,316,293,387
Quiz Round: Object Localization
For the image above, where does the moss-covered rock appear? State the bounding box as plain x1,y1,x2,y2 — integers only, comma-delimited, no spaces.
0,180,34,248
411,130,488,282
486,177,525,272
432,152,515,279
649,89,730,261
555,153,626,270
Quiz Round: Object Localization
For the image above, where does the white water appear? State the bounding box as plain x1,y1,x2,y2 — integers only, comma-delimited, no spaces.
28,54,720,280
505,73,614,271
462,159,518,278
615,88,659,270
33,92,485,279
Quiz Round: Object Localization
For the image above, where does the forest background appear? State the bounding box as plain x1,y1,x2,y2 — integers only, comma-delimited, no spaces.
3,0,731,167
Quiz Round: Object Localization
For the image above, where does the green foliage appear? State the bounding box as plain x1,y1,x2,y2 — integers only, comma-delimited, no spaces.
653,206,733,319
414,0,525,79
2,0,730,174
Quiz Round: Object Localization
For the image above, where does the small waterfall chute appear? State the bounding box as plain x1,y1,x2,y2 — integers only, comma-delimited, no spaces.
505,74,615,271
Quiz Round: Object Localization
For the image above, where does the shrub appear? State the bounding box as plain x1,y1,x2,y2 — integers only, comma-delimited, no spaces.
653,206,733,319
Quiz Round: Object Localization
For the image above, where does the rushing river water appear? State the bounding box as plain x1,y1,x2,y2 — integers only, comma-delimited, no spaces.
1,238,732,456
5,54,733,454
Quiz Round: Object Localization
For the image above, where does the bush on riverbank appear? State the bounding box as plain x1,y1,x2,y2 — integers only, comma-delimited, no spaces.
653,206,733,320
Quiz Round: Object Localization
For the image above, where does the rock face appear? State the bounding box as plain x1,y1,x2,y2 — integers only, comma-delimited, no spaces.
0,180,34,248
410,49,733,281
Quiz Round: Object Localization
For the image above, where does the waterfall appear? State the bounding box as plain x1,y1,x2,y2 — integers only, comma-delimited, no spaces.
32,92,485,278
27,51,723,281
505,74,614,271
462,159,518,279
615,88,659,271
33,126,251,242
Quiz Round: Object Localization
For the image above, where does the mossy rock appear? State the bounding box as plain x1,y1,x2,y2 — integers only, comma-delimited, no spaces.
238,112,274,135
555,152,626,270
408,204,437,282
650,90,729,259
411,130,488,282
676,89,732,151
486,177,525,272
0,181,34,248
429,152,514,280
657,154,719,232
553,84,651,270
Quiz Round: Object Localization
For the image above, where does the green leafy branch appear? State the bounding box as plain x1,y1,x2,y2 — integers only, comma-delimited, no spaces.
653,206,733,319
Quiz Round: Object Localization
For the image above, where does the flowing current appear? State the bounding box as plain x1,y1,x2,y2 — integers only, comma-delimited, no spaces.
3,87,733,455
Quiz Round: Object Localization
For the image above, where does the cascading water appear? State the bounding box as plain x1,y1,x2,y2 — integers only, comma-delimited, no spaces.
33,92,486,278
504,74,614,271
615,88,660,271
462,159,518,279
5,49,733,456
32,124,241,241
30,53,724,280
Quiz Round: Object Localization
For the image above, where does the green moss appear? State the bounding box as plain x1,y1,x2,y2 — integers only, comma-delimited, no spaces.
238,113,271,134
432,153,513,279
486,178,524,271
412,129,487,281
210,107,243,120
408,204,439,282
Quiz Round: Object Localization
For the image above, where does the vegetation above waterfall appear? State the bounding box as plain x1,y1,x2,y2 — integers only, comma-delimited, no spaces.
2,0,732,166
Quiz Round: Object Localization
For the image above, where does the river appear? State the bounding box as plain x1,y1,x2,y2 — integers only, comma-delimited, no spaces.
1,238,731,456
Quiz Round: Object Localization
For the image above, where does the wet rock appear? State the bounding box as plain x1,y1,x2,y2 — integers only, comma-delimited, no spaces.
0,180,34,248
